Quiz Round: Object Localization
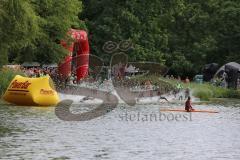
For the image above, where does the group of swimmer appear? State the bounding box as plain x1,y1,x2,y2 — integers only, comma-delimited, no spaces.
77,77,195,112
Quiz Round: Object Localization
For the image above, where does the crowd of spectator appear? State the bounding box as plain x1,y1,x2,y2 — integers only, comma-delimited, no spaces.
22,67,56,78
165,75,190,84
20,67,79,89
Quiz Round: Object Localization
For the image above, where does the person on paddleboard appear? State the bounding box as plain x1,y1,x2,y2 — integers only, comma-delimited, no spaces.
185,96,195,112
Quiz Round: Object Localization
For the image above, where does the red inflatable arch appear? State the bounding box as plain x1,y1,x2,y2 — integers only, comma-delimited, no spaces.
59,29,90,82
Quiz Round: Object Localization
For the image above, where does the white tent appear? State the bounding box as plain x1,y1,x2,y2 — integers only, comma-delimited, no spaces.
21,62,40,67
42,64,58,68
125,64,138,73
214,62,240,77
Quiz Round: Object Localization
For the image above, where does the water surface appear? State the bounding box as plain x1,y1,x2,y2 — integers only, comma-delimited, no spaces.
0,100,240,160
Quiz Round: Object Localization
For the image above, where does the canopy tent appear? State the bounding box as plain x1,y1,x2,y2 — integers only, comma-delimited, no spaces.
21,62,40,67
125,64,139,73
214,62,240,89
42,64,58,68
202,63,219,81
214,62,240,77
3,65,21,70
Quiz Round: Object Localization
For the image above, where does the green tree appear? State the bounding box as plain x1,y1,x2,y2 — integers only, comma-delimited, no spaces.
213,0,240,64
81,0,172,64
0,0,39,66
19,0,84,63
167,0,240,76
82,0,240,77
0,0,84,65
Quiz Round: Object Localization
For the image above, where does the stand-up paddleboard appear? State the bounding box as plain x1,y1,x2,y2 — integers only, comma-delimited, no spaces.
160,109,219,113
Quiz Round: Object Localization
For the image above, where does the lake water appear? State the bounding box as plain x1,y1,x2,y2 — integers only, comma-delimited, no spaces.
0,99,240,160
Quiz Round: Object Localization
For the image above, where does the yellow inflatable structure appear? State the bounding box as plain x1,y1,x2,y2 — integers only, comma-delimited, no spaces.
3,75,60,106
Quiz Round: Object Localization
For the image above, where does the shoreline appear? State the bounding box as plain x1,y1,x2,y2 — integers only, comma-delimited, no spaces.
1,69,239,104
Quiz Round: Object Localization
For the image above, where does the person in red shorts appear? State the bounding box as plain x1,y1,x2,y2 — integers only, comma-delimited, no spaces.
185,96,195,112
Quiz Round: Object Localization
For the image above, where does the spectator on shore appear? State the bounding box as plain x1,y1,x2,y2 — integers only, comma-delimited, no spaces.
145,80,153,97
20,67,80,89
176,83,183,100
220,72,228,88
237,78,240,90
177,76,181,82
185,77,190,83
145,80,153,90
185,88,190,99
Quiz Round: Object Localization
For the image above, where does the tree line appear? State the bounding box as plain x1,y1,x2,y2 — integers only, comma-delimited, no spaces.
1,0,240,77
0,0,84,65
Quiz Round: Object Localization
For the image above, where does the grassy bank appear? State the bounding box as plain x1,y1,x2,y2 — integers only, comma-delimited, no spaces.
0,68,24,96
120,75,240,100
190,83,240,101
159,76,240,101
118,75,175,94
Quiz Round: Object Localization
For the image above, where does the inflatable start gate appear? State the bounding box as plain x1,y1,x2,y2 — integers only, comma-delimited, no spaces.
3,75,59,106
59,29,90,81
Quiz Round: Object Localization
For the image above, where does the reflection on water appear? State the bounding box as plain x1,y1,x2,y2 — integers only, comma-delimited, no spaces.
0,100,240,160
